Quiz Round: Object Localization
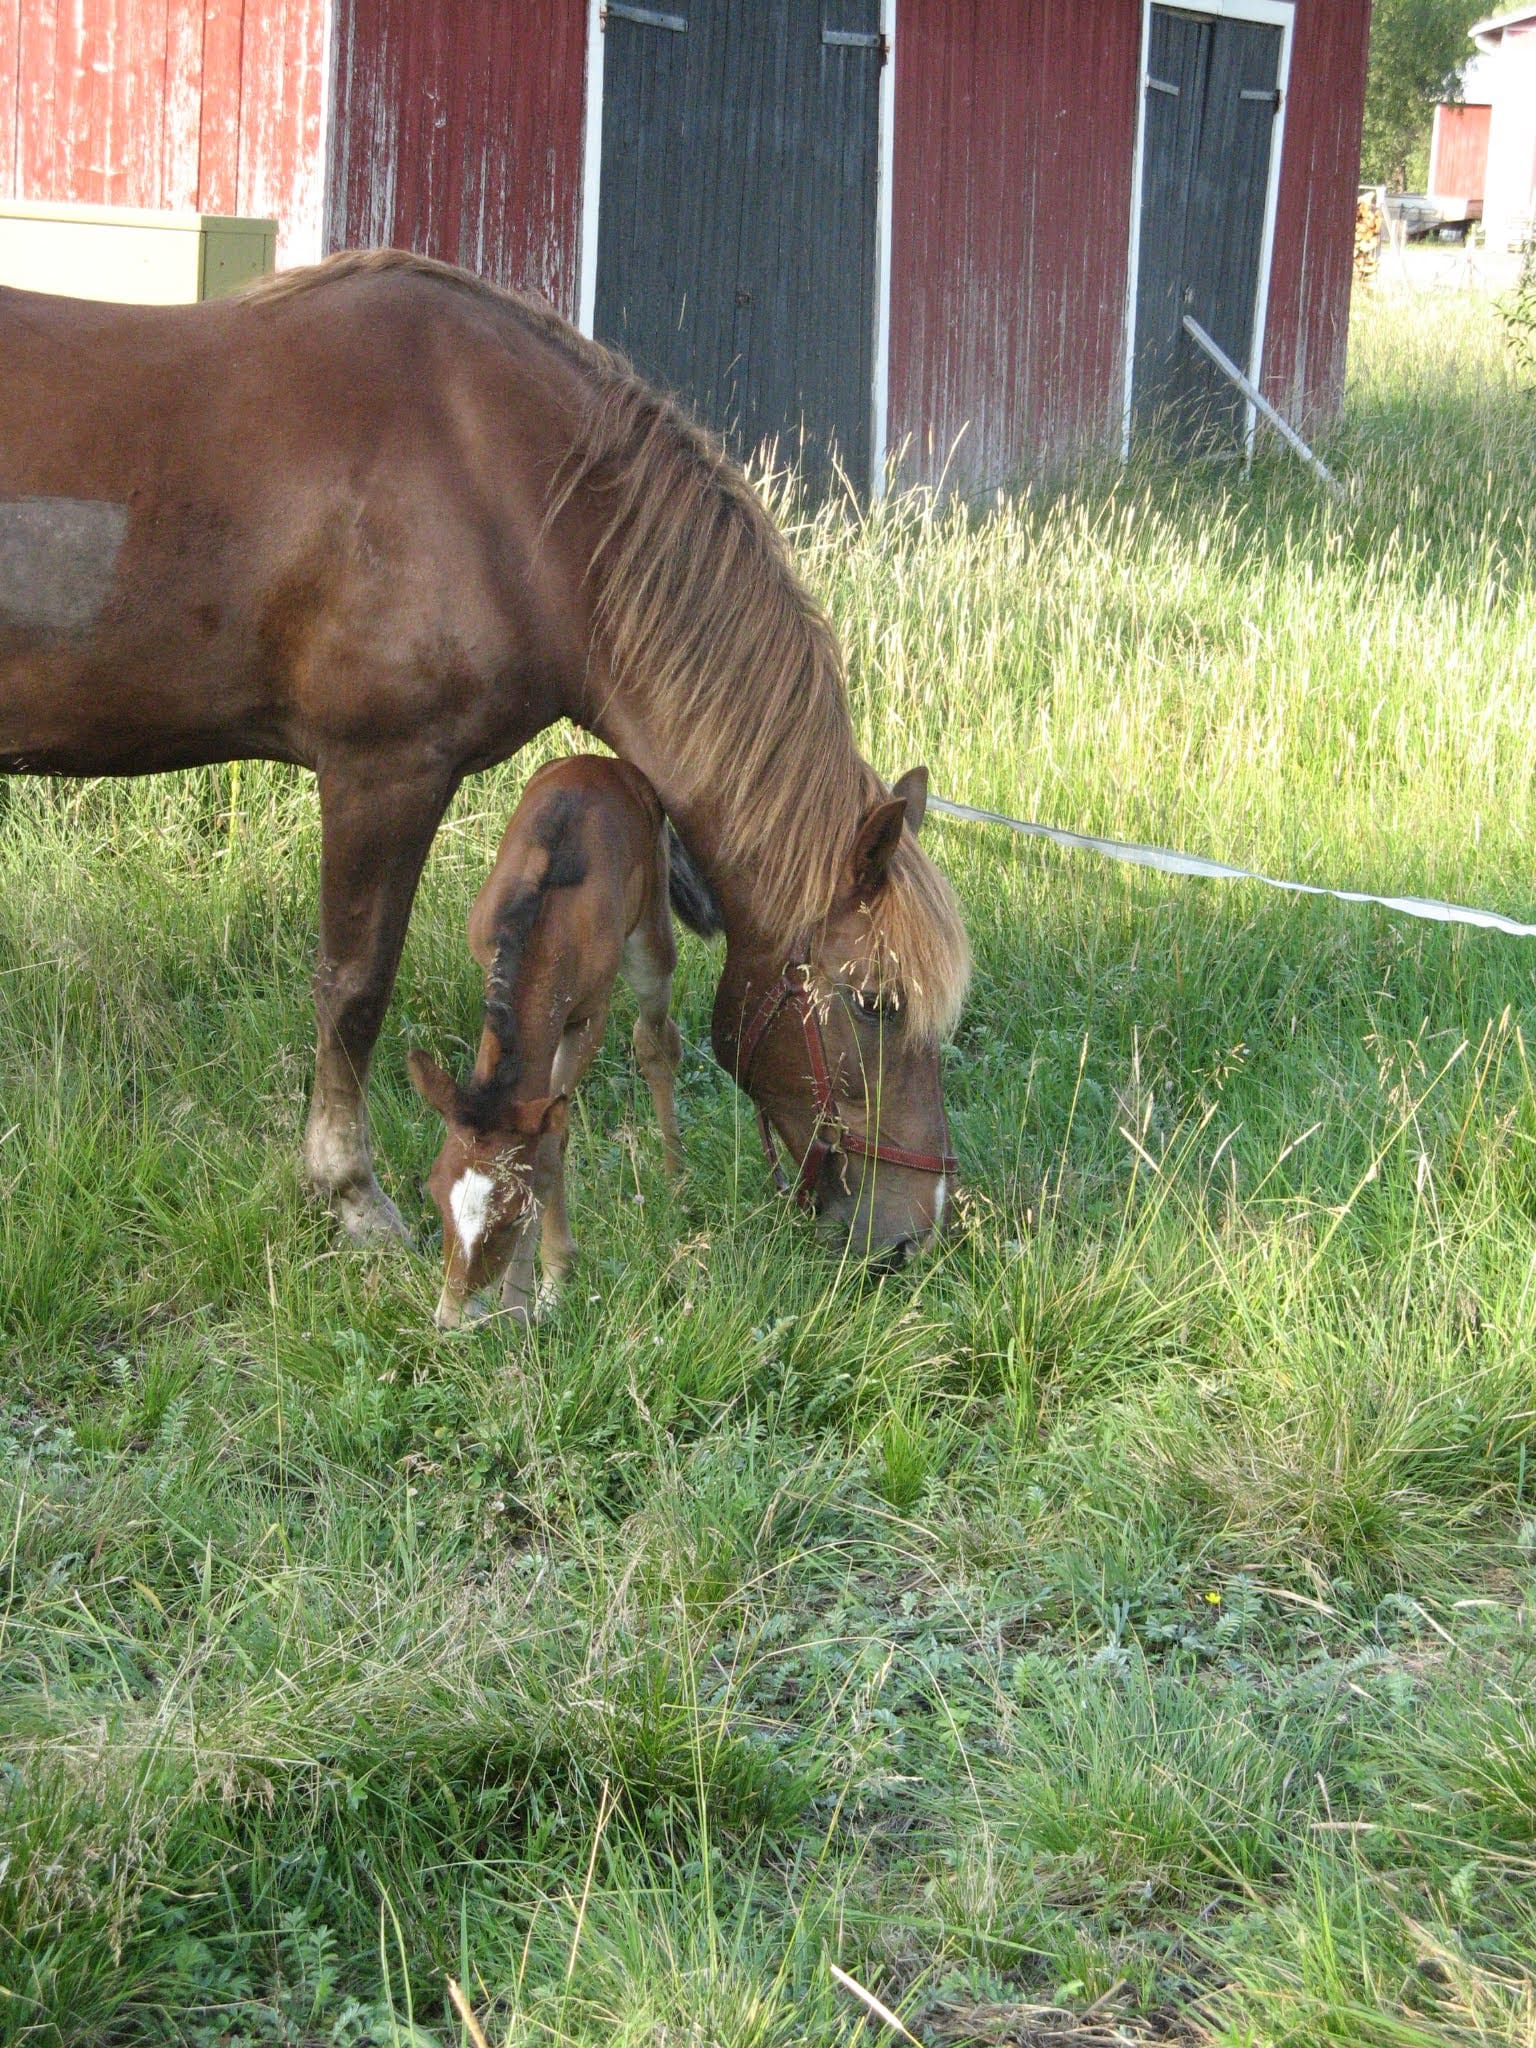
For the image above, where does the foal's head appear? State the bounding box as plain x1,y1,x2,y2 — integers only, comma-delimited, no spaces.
713,766,969,1265
407,1051,567,1327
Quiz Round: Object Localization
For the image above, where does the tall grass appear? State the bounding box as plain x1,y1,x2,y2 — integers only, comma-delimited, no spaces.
2,284,1535,2045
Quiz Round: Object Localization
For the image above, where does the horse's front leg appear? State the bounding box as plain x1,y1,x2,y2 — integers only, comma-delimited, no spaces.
305,756,454,1243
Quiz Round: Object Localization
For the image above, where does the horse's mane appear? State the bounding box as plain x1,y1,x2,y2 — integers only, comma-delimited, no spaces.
251,250,968,1039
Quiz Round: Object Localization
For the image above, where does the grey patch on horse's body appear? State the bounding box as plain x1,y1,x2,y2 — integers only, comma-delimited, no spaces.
0,497,128,637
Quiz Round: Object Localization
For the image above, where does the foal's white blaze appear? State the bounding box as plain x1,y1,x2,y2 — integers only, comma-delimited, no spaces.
449,1167,495,1255
933,1174,948,1230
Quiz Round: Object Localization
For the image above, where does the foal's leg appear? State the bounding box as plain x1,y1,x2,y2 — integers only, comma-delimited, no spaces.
305,759,453,1243
538,1010,606,1290
623,925,683,1177
497,1206,543,1327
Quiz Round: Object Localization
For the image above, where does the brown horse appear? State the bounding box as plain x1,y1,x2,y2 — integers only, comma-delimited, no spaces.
408,754,682,1328
0,250,968,1260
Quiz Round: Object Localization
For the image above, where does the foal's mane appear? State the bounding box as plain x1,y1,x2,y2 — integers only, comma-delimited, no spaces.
459,791,587,1134
252,250,968,1038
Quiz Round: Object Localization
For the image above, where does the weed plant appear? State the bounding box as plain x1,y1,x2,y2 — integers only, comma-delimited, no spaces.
2,286,1535,2044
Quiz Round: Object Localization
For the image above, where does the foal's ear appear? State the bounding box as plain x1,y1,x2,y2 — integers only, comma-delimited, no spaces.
848,794,908,901
891,765,929,836
540,1093,570,1140
406,1049,459,1122
510,1092,569,1140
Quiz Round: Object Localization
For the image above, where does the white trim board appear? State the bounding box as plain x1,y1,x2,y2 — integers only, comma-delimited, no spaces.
1121,0,1295,460
576,0,893,498
311,0,338,265
576,0,605,336
869,0,897,499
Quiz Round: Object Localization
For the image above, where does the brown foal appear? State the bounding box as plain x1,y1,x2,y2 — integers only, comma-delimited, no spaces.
408,755,682,1328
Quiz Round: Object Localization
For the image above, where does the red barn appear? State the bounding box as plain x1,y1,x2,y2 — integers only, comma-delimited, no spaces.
0,1,1371,492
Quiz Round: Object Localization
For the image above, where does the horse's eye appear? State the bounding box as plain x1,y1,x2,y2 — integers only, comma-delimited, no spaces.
852,988,887,1022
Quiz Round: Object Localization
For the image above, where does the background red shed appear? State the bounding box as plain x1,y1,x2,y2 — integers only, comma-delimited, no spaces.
1,0,1372,493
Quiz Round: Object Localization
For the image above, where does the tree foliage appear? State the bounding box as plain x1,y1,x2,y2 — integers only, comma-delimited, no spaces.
1359,0,1484,190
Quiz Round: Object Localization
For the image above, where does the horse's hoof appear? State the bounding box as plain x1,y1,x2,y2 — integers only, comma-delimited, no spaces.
334,1182,412,1247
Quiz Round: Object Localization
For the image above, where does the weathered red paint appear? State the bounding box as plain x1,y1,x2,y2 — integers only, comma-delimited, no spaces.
889,0,1142,487
199,0,249,220
889,0,1371,486
0,0,325,262
1261,0,1372,437
0,0,20,210
324,0,586,317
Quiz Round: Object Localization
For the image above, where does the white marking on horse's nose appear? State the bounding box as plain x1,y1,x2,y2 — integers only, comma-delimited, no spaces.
449,1168,494,1254
434,1287,462,1331
934,1174,947,1229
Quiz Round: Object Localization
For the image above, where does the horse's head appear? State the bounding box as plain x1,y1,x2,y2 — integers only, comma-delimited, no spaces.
406,1050,567,1327
712,767,968,1264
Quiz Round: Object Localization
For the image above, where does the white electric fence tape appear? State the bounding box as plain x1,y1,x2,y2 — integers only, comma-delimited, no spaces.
926,796,1536,941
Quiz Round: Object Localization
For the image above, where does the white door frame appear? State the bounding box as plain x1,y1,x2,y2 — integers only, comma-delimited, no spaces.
1120,0,1295,459
576,0,606,338
575,0,896,499
869,0,897,498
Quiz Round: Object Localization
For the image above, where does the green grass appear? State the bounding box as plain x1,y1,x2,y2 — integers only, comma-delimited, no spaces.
3,283,1536,2046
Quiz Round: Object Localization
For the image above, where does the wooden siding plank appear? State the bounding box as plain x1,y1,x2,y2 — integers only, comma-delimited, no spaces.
200,0,246,216
46,0,87,197
1260,0,1371,434
14,0,55,196
236,0,326,259
108,0,173,205
163,0,206,209
0,0,21,194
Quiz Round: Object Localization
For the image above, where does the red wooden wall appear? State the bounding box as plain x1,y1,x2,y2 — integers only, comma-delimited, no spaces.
324,0,586,317
889,0,1141,487
888,0,1371,486
0,0,327,262
1261,0,1371,438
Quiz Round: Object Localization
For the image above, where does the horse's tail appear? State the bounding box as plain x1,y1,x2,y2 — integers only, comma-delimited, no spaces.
666,822,724,939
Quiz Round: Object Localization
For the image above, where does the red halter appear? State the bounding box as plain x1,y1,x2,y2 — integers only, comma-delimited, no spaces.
733,969,959,1211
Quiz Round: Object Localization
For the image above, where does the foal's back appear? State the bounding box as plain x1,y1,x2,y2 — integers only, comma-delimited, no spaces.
467,755,667,1028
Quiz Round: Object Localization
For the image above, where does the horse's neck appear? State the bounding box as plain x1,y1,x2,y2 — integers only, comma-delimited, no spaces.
580,685,825,971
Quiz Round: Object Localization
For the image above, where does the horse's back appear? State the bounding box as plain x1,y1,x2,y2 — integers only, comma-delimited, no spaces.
1,264,592,780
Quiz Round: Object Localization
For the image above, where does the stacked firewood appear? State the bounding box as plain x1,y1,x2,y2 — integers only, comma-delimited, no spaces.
1354,191,1382,287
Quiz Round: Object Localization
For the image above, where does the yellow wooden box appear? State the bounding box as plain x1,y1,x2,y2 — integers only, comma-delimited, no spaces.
0,201,276,305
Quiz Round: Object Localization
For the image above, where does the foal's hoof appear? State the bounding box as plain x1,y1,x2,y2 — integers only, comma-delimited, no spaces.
332,1181,412,1248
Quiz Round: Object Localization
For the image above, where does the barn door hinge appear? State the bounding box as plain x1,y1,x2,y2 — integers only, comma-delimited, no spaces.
823,27,888,61
1240,86,1283,112
1146,75,1180,96
602,3,687,30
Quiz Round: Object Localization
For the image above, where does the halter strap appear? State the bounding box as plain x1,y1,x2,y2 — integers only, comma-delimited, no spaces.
734,970,959,1211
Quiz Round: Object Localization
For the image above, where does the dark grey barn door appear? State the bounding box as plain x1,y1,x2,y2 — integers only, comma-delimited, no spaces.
594,0,882,493
1132,7,1283,451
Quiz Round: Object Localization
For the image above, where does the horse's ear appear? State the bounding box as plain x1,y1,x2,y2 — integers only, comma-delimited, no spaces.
407,1049,459,1122
891,766,929,836
848,795,908,901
